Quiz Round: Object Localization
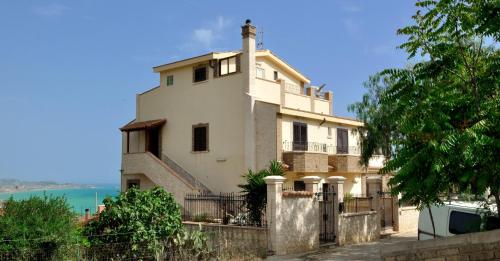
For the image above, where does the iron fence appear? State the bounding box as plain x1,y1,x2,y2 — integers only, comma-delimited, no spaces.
342,195,373,213
183,192,266,227
0,229,265,261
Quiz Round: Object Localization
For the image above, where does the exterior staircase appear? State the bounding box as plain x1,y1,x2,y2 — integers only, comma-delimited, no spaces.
122,152,212,204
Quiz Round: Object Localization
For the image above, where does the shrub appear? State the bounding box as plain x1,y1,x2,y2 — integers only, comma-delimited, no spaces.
0,195,80,259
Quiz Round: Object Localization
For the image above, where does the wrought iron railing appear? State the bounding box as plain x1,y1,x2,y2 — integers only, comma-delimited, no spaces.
183,192,266,227
342,194,374,213
282,141,361,155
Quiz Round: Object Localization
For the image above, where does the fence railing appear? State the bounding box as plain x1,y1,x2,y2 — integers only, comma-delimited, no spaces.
282,141,361,155
342,195,373,213
183,192,266,227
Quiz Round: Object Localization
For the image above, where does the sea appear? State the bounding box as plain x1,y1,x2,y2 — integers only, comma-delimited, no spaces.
0,184,120,216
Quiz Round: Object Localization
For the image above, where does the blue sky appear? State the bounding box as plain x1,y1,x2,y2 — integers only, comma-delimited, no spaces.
0,1,416,184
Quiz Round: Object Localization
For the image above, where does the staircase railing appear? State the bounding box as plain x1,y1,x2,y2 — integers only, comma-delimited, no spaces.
160,153,212,194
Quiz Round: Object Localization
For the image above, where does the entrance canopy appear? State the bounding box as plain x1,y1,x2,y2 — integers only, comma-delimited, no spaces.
120,119,166,132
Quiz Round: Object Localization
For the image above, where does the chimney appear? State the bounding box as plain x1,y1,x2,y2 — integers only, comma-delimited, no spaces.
84,208,90,221
242,19,257,172
241,19,256,94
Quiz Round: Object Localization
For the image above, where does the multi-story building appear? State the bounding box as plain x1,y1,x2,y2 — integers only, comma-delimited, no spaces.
120,20,384,203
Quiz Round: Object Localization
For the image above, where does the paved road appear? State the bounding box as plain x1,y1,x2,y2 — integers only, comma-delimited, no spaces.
266,231,417,261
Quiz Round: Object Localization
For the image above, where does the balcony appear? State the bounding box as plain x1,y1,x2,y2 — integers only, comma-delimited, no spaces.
281,141,367,173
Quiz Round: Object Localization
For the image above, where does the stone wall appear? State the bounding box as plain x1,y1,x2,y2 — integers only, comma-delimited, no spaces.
381,229,500,261
398,206,419,233
338,211,380,246
282,152,328,172
328,155,363,173
183,222,268,260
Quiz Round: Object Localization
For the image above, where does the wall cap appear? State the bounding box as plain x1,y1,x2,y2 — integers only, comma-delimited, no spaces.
264,176,286,184
326,176,346,184
301,176,321,183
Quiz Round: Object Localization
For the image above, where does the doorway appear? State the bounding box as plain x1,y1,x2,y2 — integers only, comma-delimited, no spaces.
146,127,161,158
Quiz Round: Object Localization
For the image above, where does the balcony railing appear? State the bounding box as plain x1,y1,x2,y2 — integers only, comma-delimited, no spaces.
282,141,361,155
284,83,301,94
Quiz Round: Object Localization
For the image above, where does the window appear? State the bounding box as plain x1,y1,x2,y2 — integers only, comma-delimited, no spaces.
294,181,306,191
192,124,208,152
127,179,140,189
327,127,332,138
219,56,237,76
337,128,348,154
166,75,174,86
256,67,265,79
293,122,308,151
273,71,278,81
193,65,208,82
449,211,481,235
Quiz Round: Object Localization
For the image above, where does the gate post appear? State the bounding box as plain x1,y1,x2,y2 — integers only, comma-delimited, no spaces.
392,194,400,231
264,175,286,255
367,177,382,230
326,176,345,244
302,176,321,193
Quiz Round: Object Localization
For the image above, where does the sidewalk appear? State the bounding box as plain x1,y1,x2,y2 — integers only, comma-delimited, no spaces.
265,231,417,261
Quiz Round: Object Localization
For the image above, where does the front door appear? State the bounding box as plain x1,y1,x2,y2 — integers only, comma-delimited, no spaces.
293,122,308,151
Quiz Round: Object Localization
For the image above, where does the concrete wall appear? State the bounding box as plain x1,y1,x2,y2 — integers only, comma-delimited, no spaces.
183,222,268,260
381,229,500,261
398,206,419,233
276,193,319,255
338,211,380,246
254,101,279,171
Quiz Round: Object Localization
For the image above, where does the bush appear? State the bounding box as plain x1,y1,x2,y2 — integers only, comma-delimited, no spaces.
0,195,80,259
83,187,183,251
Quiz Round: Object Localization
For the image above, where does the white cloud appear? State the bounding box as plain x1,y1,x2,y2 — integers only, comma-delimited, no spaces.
192,16,231,49
342,18,362,35
33,4,69,16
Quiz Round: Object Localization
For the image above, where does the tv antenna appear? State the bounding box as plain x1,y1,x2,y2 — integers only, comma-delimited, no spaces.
257,27,264,49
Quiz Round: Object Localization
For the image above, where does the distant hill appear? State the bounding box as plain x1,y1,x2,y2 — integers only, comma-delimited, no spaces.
0,179,92,193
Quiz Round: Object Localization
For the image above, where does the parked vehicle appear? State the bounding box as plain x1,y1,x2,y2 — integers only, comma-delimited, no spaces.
418,201,498,240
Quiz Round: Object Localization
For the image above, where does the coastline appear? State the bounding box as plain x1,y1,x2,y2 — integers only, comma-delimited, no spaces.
0,184,95,194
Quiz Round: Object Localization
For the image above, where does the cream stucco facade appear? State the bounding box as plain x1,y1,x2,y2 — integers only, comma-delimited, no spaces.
120,20,384,203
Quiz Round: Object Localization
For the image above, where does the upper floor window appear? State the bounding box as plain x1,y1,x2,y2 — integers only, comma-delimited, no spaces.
327,127,332,138
273,71,278,81
193,124,209,152
193,65,208,82
256,67,265,79
219,56,237,76
166,75,174,86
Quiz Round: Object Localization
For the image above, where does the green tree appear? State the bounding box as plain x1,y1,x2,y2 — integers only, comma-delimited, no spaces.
0,195,80,259
350,0,500,227
83,187,183,255
239,160,285,226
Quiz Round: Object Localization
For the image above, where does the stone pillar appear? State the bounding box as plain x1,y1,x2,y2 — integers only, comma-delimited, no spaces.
392,195,400,231
324,91,333,115
326,176,345,244
302,176,321,193
367,177,382,225
264,175,286,255
306,87,316,112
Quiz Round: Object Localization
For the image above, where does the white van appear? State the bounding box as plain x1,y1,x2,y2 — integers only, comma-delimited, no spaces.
418,201,498,240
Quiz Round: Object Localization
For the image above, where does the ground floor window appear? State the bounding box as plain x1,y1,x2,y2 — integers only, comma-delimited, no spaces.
127,179,140,189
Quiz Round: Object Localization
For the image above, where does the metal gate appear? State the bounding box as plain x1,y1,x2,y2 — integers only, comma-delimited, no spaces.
317,185,336,242
379,191,394,229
